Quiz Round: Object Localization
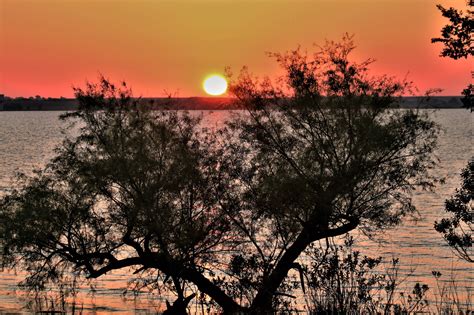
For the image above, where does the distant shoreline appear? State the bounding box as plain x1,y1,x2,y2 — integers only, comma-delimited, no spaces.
0,96,465,111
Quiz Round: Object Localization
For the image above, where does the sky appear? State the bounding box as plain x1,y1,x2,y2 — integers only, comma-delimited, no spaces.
0,0,471,98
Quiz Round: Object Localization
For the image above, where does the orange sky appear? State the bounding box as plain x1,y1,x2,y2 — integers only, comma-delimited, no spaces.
0,0,471,97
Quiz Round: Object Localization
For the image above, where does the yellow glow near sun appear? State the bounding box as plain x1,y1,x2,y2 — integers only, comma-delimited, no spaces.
203,74,227,96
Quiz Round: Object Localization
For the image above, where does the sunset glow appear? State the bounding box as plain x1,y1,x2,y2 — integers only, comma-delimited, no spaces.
0,0,471,97
0,0,473,313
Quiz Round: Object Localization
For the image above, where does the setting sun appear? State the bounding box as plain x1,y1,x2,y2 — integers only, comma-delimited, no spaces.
203,75,228,96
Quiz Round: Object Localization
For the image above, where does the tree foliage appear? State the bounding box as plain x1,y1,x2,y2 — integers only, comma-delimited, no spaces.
431,4,473,60
432,4,473,262
431,4,473,111
461,84,473,111
0,79,240,312
0,36,440,313
224,34,439,311
435,159,473,263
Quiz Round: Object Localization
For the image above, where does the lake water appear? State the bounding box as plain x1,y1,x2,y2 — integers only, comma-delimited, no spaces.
0,110,472,314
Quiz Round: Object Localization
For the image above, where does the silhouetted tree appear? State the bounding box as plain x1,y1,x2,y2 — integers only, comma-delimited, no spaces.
460,84,473,110
0,36,440,313
435,160,473,263
432,4,473,263
431,4,473,60
0,78,242,312
431,3,473,111
223,34,439,312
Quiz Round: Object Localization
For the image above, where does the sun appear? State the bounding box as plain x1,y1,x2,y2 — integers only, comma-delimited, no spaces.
203,74,227,96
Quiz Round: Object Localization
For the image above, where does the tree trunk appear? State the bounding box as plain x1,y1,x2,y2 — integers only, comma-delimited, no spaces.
250,227,312,312
250,220,359,312
152,256,244,314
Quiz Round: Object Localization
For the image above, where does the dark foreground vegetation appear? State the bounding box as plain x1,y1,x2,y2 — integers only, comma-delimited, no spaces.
0,35,448,314
21,236,474,314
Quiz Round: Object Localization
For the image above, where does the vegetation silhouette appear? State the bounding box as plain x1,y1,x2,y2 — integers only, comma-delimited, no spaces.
435,160,473,262
304,237,434,314
431,4,473,60
431,3,473,111
432,2,473,263
0,36,441,313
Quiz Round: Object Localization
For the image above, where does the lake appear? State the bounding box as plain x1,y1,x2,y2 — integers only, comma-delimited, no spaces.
0,109,472,313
